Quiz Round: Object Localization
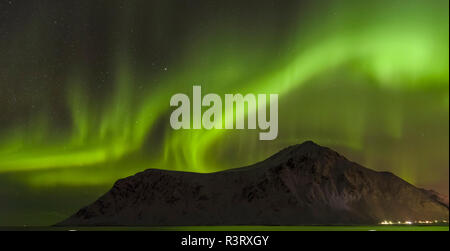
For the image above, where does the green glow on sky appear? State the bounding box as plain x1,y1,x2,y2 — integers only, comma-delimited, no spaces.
0,0,448,200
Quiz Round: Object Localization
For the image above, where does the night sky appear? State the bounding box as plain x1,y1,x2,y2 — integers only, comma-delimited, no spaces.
0,0,448,226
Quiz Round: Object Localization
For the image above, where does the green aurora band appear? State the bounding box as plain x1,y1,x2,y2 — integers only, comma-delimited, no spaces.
0,0,448,195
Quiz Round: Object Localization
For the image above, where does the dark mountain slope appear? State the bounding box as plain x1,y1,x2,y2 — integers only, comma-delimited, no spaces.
57,141,449,226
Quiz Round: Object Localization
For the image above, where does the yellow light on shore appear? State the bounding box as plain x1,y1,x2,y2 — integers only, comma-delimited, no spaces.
379,219,448,225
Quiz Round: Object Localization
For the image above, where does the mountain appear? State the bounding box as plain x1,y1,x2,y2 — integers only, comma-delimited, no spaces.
56,141,449,226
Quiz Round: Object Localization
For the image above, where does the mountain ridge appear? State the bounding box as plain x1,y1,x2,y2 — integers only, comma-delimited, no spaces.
56,141,449,226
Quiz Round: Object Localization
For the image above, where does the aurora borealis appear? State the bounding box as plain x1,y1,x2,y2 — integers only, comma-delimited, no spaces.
0,0,448,225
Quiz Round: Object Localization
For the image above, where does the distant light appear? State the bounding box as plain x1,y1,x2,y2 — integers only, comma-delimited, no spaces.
379,219,448,225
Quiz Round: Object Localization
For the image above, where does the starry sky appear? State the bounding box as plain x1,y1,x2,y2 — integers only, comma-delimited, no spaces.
0,0,448,226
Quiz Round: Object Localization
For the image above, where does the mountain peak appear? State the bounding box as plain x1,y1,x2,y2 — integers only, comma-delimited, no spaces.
300,140,319,146
294,140,327,153
288,140,334,154
266,140,343,167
